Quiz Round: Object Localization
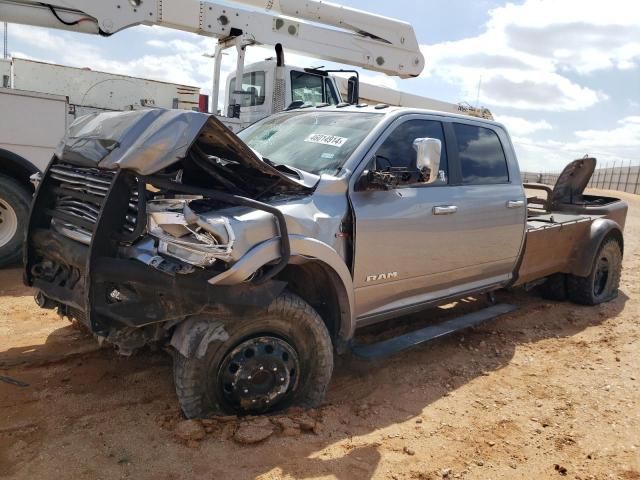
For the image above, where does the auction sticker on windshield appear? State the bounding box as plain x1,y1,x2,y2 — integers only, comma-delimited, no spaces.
305,133,348,147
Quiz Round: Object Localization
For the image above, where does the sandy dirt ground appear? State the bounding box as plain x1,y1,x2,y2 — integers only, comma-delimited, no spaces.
1,190,638,480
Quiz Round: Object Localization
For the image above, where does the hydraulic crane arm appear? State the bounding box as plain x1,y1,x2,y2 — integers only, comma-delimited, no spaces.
0,0,425,78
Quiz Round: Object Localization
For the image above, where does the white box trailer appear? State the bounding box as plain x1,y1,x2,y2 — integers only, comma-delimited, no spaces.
11,58,201,116
0,87,67,171
0,87,68,266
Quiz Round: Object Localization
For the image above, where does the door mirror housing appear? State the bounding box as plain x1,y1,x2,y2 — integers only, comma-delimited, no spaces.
347,75,359,104
413,137,441,184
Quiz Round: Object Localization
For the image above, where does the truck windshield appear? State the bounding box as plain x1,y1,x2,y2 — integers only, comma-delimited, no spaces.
237,111,382,175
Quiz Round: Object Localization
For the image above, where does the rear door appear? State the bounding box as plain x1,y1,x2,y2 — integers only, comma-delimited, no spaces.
447,122,526,281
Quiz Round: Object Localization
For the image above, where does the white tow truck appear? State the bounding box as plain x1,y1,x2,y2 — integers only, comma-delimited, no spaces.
220,59,494,131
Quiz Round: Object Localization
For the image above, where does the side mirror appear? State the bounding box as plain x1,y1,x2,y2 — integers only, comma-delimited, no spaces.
413,137,441,184
347,75,359,104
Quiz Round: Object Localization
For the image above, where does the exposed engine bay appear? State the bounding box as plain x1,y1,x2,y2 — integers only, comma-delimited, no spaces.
25,109,316,352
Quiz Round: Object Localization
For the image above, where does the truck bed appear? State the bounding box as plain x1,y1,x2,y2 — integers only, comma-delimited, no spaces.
515,192,628,286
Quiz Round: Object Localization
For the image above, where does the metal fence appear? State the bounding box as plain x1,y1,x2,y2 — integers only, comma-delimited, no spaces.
522,161,640,194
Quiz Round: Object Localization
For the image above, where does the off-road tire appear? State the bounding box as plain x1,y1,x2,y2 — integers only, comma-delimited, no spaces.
173,292,334,418
538,273,568,301
567,238,622,305
0,174,31,268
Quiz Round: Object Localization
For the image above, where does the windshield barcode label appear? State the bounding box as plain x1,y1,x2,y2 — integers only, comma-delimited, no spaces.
305,134,348,147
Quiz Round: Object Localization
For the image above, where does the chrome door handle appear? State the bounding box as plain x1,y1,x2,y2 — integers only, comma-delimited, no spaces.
433,205,458,215
507,200,525,209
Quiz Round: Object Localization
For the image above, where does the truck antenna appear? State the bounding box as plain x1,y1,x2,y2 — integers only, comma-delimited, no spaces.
475,75,482,108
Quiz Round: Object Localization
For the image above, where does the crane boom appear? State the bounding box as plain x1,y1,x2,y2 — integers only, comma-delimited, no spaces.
0,0,425,78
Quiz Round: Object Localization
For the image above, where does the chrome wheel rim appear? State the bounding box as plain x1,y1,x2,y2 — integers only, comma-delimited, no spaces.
0,198,18,248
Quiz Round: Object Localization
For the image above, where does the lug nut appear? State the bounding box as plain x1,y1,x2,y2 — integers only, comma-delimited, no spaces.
247,376,252,380
272,367,277,372
280,377,284,382
259,366,264,371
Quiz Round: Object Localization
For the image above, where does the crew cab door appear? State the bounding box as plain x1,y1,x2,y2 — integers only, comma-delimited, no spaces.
349,116,526,324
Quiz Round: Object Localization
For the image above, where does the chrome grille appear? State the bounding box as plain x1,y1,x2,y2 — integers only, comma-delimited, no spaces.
48,164,139,244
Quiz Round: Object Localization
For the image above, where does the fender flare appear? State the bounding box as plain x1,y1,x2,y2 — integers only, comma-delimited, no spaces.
570,218,624,277
209,235,356,343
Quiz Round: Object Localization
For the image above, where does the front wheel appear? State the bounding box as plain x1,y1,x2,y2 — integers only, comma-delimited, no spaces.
567,238,622,305
173,292,334,418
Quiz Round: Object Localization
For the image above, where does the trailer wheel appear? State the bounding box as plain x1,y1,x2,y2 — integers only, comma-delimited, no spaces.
538,274,567,301
0,174,31,268
567,238,622,305
173,292,334,418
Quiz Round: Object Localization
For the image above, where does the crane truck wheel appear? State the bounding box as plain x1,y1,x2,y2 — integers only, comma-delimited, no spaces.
0,174,31,268
567,238,622,305
173,292,334,418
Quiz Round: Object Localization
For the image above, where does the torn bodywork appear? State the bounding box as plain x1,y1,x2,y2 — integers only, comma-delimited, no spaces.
24,109,327,351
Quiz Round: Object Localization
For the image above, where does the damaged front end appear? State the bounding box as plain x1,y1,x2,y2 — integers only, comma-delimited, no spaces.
25,109,313,353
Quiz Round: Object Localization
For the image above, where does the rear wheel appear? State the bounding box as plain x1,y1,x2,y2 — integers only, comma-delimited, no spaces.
567,238,622,305
0,175,31,268
173,292,333,418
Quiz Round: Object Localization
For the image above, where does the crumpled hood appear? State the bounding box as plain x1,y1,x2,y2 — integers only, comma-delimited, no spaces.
55,108,313,191
550,157,596,206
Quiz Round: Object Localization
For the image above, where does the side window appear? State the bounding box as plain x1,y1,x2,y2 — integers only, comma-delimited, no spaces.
228,71,266,107
324,78,339,105
290,71,324,105
453,123,509,184
374,119,448,184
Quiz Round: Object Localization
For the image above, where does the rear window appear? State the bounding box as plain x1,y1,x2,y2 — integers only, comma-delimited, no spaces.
453,123,509,184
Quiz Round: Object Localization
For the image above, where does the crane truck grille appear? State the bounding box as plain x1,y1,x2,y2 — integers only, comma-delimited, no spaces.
47,164,138,245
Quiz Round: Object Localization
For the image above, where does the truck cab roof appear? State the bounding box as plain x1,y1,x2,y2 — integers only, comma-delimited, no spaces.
282,103,505,128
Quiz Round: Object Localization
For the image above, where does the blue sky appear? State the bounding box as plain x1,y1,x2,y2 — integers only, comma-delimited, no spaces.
3,0,640,171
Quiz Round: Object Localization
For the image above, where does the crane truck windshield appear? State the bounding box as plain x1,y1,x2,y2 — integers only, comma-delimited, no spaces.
238,111,382,175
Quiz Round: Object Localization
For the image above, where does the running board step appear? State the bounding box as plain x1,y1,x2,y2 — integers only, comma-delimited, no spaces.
351,303,517,360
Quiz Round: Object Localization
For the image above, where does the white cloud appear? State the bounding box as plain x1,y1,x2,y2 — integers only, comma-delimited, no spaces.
421,0,639,111
494,0,640,74
494,115,551,136
513,116,640,172
573,116,640,148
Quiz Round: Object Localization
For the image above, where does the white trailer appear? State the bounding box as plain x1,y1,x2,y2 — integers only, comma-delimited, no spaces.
0,87,67,265
11,58,201,113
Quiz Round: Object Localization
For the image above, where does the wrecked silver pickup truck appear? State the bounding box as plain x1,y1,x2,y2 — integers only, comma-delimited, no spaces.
25,107,627,417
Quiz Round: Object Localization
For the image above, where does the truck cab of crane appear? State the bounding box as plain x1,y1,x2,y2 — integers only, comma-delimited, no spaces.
223,60,343,126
